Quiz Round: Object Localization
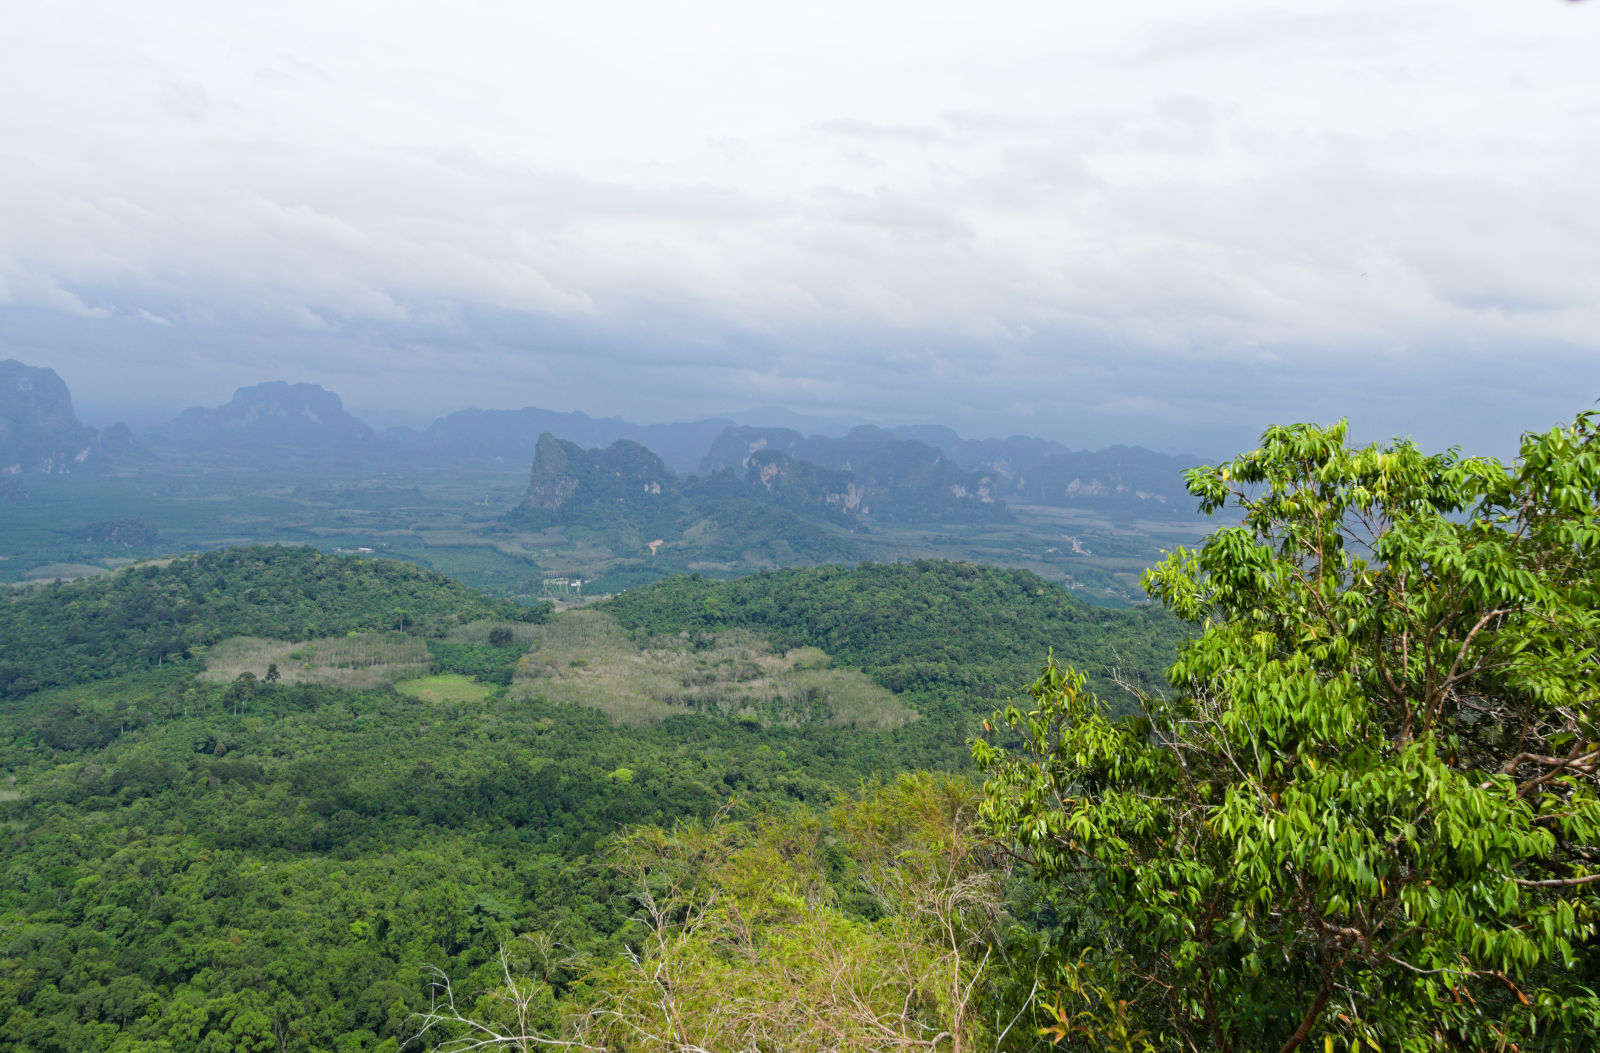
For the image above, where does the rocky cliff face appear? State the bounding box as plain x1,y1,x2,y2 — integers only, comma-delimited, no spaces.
709,420,1206,519
517,433,681,532
522,432,582,512
514,434,871,564
879,428,1203,516
0,360,101,475
701,425,1010,523
745,450,863,524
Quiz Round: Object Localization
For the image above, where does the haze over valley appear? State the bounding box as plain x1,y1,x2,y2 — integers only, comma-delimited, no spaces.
2,358,1210,605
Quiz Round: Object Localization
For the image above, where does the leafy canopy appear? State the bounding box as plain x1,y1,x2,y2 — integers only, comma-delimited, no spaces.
976,414,1600,1052
412,773,1014,1053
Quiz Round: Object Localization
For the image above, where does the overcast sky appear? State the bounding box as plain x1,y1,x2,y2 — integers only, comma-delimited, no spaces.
2,1,1597,456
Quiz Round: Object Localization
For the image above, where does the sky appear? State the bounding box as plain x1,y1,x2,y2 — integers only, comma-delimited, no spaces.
2,1,1597,457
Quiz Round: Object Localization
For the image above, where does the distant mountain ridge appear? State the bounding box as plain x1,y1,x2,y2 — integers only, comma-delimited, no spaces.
0,359,129,475
513,433,868,536
705,423,1201,517
15,363,1205,517
154,382,375,460
150,383,729,473
517,426,1010,540
385,406,732,474
702,426,1009,523
512,433,869,567
703,423,1199,517
508,423,1029,576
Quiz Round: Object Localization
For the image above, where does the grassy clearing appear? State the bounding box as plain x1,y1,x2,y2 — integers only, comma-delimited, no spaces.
394,674,493,704
443,619,547,648
513,607,915,730
202,632,431,689
21,562,110,582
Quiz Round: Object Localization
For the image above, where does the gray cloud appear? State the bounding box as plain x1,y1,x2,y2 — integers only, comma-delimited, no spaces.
1,1,1596,459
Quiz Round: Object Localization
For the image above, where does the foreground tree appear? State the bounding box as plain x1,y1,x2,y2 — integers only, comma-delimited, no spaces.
976,414,1600,1051
413,774,1018,1052
584,776,1011,1053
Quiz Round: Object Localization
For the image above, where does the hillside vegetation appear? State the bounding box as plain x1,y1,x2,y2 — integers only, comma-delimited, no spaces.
11,402,1589,1053
511,608,916,728
0,548,1180,1052
606,558,1183,717
200,633,434,690
0,546,542,700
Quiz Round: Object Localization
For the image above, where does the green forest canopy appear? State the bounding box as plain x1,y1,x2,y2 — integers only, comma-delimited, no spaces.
0,545,545,700
3,409,1594,1052
0,548,1177,1051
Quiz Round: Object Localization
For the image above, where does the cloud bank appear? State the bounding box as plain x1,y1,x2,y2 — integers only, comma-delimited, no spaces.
2,0,1597,456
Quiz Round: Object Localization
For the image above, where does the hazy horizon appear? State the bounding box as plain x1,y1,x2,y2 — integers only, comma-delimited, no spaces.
58,367,1590,466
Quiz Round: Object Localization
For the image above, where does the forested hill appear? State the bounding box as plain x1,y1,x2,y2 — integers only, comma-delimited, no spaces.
606,559,1182,716
0,547,1182,1051
0,546,544,699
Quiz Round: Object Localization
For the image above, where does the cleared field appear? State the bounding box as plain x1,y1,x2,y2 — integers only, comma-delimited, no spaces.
394,674,493,704
202,632,431,689
443,619,548,647
20,562,110,582
513,607,915,729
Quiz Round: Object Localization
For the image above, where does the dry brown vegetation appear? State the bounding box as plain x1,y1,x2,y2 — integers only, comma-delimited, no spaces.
512,607,916,730
201,632,431,690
